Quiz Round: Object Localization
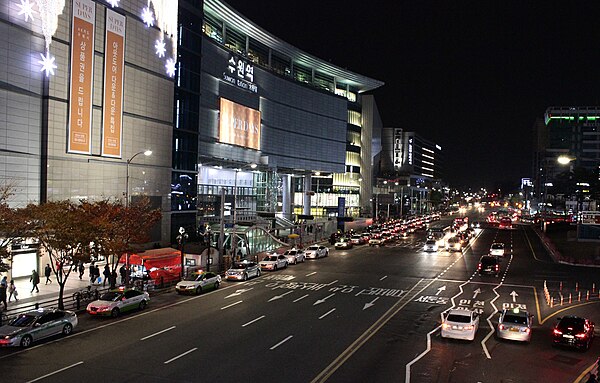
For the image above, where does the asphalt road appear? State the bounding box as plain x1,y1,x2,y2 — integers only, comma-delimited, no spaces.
0,216,598,383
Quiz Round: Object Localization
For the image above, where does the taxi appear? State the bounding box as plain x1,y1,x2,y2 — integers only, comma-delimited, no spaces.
175,271,221,295
87,287,150,318
496,308,533,342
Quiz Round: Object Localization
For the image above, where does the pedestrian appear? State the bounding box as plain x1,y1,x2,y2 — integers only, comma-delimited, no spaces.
110,270,117,288
0,277,7,310
8,280,18,302
102,264,110,287
44,264,52,284
89,263,96,285
119,264,126,285
78,261,85,280
30,269,40,293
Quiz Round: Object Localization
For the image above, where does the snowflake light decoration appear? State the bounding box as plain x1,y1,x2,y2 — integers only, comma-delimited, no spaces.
107,0,119,7
17,0,36,22
155,39,166,58
165,58,176,77
39,51,57,77
142,6,154,27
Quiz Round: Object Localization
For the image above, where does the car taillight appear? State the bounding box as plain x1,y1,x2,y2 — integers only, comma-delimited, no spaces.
575,333,587,339
495,265,499,271
477,263,482,270
499,324,505,330
464,325,474,330
524,328,530,333
553,329,562,335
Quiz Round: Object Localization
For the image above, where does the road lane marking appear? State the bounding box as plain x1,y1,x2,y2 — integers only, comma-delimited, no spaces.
314,293,335,305
306,272,317,277
242,315,265,327
319,308,336,320
363,297,379,310
221,301,243,310
140,326,176,341
270,335,293,350
26,361,83,383
379,275,387,281
164,348,197,364
405,326,440,383
311,278,431,383
268,290,294,302
482,282,502,359
293,294,309,302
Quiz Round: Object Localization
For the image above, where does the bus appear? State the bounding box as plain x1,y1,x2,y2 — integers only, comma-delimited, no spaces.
427,223,452,246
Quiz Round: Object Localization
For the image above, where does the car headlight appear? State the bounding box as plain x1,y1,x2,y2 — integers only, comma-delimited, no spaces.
186,285,195,289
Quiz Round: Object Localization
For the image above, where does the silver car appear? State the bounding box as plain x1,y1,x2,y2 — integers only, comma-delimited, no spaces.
496,308,533,342
304,245,328,259
226,261,261,281
259,254,288,270
0,308,78,347
283,249,305,264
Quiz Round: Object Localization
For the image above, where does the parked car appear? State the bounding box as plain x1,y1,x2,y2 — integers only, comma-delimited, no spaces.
283,249,305,264
478,255,500,276
226,261,261,281
441,309,479,341
87,287,150,317
259,254,288,270
497,308,533,342
176,271,221,295
0,308,78,347
335,238,353,250
304,245,329,259
552,315,595,350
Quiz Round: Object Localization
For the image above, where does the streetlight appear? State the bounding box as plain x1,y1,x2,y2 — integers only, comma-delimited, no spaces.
232,163,257,261
177,226,188,279
125,150,152,207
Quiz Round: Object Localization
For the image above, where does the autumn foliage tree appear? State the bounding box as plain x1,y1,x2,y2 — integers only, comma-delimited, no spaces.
0,184,25,272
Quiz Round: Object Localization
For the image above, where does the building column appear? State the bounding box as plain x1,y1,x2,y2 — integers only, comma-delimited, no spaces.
281,174,292,221
303,174,312,215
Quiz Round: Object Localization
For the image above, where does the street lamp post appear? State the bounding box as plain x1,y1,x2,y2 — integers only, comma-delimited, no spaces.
177,226,188,280
232,163,257,261
125,150,152,207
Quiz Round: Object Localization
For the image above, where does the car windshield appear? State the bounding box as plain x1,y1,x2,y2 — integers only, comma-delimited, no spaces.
447,314,471,323
263,256,277,261
8,314,37,327
480,257,497,265
100,292,123,302
503,314,527,325
426,240,436,245
185,273,204,281
307,246,318,251
232,263,247,269
558,317,585,330
492,244,503,249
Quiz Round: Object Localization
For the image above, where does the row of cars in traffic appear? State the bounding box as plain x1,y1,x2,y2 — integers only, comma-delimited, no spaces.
441,307,595,350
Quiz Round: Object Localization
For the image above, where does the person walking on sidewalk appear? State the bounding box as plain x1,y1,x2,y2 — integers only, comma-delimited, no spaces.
0,277,7,310
119,265,126,285
102,265,110,288
44,264,52,284
8,280,18,302
78,261,85,280
30,270,40,293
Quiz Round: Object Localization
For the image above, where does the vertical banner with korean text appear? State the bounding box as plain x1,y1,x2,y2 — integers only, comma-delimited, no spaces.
68,0,95,154
102,9,125,158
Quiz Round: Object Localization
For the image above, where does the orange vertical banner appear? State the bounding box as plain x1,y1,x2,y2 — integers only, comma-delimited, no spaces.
68,0,95,154
102,9,125,158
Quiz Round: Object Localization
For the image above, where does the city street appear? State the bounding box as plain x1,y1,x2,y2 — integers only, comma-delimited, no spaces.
0,222,598,383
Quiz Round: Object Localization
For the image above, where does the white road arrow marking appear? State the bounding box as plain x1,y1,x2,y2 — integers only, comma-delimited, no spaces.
363,297,379,310
225,288,253,299
472,288,481,299
314,293,335,305
435,286,446,296
268,290,294,302
510,291,518,302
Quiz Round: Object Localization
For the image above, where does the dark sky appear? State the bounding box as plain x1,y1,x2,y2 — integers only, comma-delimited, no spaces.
223,0,600,190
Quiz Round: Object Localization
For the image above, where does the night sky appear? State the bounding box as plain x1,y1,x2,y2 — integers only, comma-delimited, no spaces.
222,0,600,191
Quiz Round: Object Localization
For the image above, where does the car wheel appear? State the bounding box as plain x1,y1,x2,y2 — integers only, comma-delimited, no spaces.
20,335,33,348
111,308,120,318
214,281,220,289
274,265,278,271
196,286,203,295
243,273,248,281
139,300,147,310
62,323,73,336
256,269,261,277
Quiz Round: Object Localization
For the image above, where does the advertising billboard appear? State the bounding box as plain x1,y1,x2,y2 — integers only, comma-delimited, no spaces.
219,98,261,150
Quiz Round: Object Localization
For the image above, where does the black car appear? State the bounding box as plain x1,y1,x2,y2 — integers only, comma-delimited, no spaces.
552,315,595,350
477,255,499,276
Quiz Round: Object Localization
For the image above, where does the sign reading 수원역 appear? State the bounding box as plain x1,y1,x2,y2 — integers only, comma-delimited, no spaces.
223,54,258,93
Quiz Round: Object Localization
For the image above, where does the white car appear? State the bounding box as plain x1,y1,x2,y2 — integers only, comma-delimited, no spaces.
441,309,480,341
369,237,384,246
175,271,221,295
87,288,150,317
490,243,505,257
283,249,305,264
496,308,533,342
304,245,328,259
259,254,288,270
423,239,438,252
226,261,261,281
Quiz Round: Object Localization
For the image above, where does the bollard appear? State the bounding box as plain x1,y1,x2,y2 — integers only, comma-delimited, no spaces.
578,291,581,302
560,281,563,291
569,293,572,304
560,295,564,305
593,283,596,293
586,290,589,301
550,297,554,308
35,302,39,309
575,282,579,292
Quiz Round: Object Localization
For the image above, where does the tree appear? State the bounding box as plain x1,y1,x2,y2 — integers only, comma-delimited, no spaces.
81,198,161,288
22,201,96,309
0,183,26,272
